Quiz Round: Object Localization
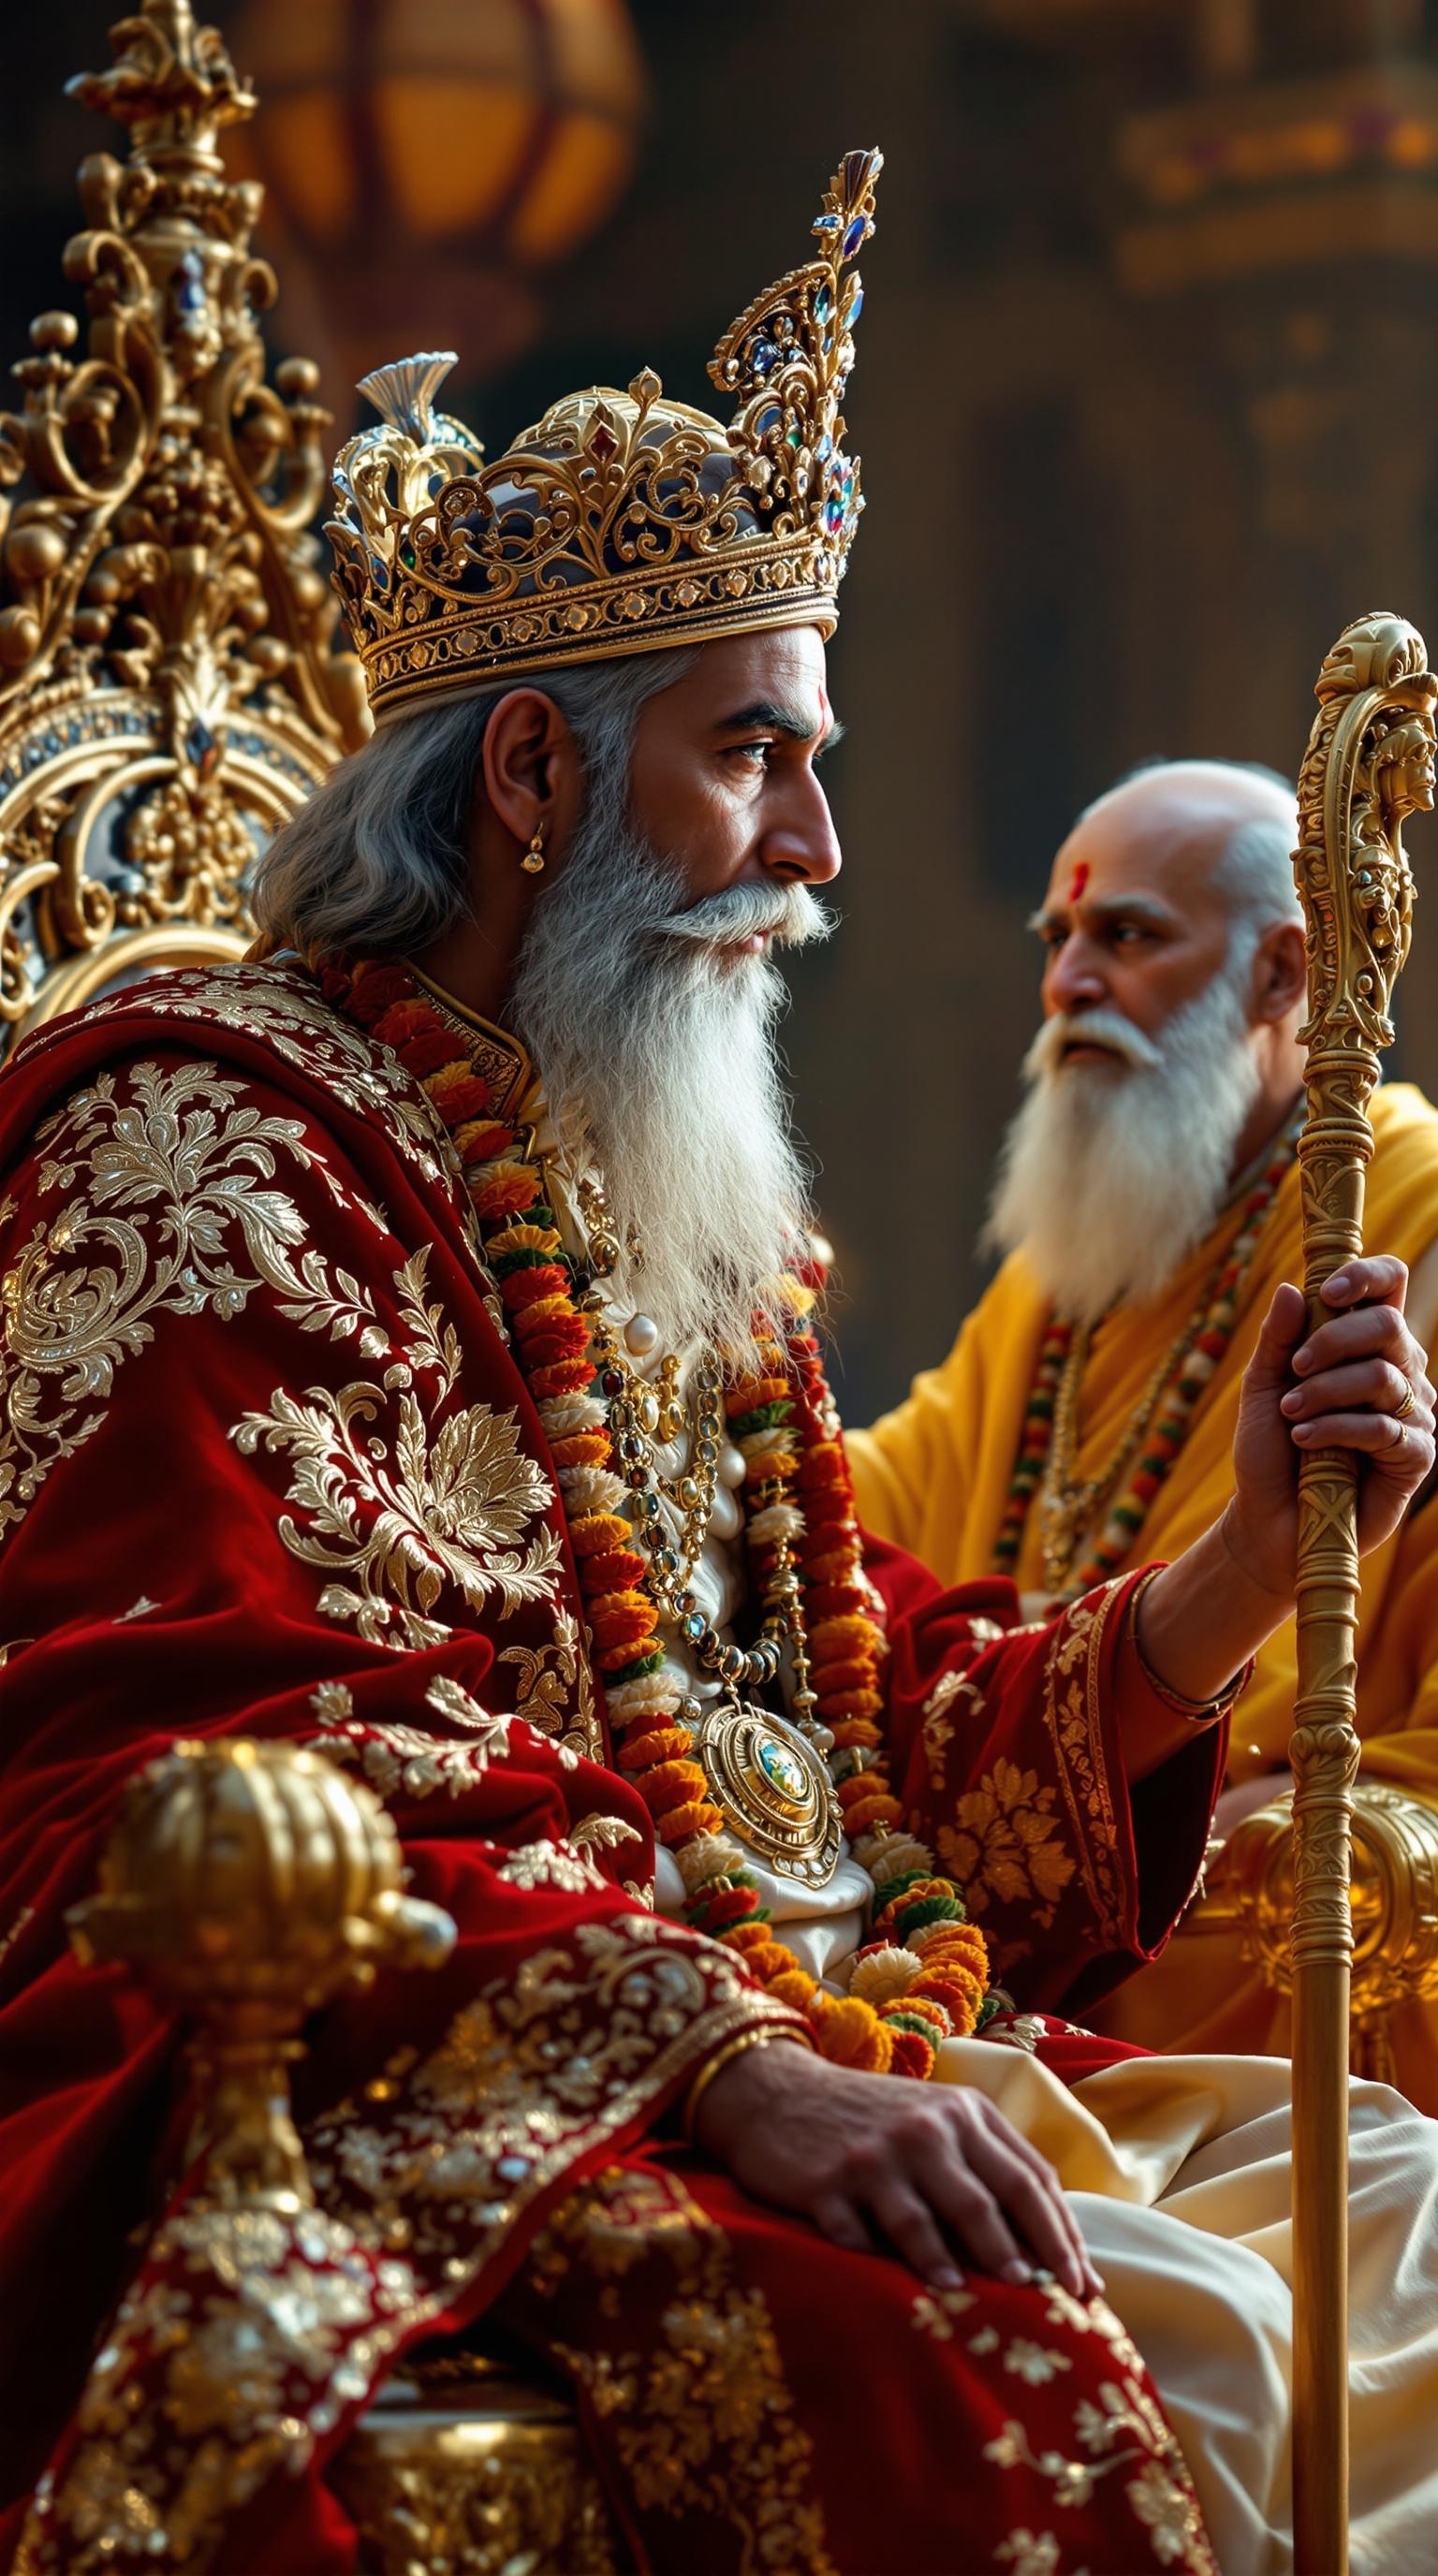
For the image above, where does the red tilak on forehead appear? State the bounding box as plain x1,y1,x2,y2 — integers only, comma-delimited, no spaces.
1066,860,1091,905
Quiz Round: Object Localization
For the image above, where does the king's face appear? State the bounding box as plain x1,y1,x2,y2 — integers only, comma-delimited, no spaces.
625,624,844,946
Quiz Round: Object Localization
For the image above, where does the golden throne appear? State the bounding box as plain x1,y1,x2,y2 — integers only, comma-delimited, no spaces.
7,3,1438,2565
1,7,624,2566
0,0,365,1046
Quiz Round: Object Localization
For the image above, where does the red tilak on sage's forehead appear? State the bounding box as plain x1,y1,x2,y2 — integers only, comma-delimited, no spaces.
1066,860,1091,905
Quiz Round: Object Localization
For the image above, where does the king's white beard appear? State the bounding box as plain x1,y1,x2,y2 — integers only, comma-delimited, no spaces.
508,794,832,1368
986,959,1265,1324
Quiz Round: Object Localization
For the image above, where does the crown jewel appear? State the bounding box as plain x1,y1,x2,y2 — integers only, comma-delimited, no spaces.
328,148,882,723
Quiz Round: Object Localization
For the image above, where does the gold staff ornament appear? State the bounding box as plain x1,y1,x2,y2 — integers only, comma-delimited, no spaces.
1288,608,1436,2576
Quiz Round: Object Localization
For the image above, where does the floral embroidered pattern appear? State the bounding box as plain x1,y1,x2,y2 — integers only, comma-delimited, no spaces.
0,1059,336,1541
935,1754,1077,1929
531,2160,838,2575
499,1837,611,1894
305,1913,800,2268
18,959,459,1192
499,1606,600,1760
19,1919,793,2576
918,1663,985,1791
17,2203,419,2576
980,2284,1217,2575
1039,1587,1127,1943
231,1376,562,1651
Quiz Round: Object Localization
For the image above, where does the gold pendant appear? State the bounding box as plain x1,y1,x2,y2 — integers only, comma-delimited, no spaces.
690,1700,843,1888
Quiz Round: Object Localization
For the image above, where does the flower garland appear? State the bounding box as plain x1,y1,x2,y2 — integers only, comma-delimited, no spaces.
992,1115,1301,1596
321,955,992,2082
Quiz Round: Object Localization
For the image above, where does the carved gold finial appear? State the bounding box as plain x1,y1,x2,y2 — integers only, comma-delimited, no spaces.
69,1738,454,2210
66,0,257,165
0,3,366,1049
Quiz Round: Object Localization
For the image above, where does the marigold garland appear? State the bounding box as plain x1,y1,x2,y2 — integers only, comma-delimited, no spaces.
322,956,993,2081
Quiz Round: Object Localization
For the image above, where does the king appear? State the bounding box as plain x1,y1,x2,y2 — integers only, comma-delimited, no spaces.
5,150,1438,2575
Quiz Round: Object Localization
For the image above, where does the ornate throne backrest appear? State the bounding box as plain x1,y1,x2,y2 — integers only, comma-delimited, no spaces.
0,0,367,1051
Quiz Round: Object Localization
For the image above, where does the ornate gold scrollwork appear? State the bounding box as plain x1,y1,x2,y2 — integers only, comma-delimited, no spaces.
1287,614,1436,2000
68,1737,455,2208
1195,1780,1438,2086
331,2387,624,2576
0,0,367,1048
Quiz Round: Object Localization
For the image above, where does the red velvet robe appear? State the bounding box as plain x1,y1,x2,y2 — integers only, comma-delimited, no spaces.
0,961,1225,2574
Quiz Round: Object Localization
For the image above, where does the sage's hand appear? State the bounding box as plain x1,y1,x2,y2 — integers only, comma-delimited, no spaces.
1226,1253,1435,1597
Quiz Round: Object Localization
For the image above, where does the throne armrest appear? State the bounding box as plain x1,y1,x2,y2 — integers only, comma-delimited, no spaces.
66,1740,627,2572
67,1735,456,2205
1189,1778,1438,2082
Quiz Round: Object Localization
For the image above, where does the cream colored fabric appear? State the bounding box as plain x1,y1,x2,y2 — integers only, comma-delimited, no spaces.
932,2038,1438,2573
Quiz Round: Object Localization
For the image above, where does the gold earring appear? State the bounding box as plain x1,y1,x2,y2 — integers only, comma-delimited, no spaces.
521,826,546,875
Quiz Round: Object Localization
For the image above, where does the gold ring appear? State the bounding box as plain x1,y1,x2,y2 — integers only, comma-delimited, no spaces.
1395,1381,1419,1421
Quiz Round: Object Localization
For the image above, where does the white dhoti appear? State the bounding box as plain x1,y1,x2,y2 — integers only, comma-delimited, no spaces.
936,2040,1438,2573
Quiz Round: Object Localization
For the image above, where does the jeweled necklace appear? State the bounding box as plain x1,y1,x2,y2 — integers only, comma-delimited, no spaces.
993,1109,1302,1598
322,955,994,2080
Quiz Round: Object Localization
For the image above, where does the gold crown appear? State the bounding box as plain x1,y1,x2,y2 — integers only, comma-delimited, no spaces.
327,148,882,724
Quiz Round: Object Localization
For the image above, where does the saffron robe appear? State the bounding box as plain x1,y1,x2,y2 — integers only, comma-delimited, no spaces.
0,959,1225,2575
847,1082,1438,2108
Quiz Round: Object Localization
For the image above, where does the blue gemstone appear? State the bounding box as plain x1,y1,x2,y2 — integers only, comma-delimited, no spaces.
750,339,781,379
842,216,868,257
816,433,832,461
814,285,832,325
371,559,389,592
756,402,782,434
848,285,864,323
758,1737,807,1800
824,497,845,534
813,213,841,233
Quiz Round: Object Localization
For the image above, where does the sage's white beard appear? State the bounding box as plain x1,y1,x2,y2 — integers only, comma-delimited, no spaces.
986,960,1264,1324
508,799,832,1368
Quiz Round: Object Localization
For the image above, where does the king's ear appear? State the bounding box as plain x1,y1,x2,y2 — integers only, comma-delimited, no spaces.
479,687,584,856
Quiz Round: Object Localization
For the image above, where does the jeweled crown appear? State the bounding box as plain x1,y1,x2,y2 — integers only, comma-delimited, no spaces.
327,149,881,723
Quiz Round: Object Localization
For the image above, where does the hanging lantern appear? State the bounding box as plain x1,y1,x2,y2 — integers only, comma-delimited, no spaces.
227,0,647,388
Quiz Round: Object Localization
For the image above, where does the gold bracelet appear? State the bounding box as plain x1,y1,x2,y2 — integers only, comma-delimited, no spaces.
682,2024,813,2145
1127,1570,1253,1723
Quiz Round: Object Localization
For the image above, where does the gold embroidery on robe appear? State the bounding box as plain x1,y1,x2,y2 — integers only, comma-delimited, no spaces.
936,1753,1077,1928
231,1375,562,1651
531,2162,838,2575
0,1058,357,1541
20,1923,795,2576
1038,1587,1126,1942
26,960,458,1189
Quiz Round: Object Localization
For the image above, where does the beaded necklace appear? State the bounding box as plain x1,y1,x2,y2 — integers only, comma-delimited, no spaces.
322,956,994,2080
992,1112,1302,1598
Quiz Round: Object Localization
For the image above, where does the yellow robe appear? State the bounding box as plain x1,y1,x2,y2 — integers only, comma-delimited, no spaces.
847,1083,1438,2111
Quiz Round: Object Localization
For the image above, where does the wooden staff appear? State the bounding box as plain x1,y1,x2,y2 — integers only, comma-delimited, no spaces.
1288,611,1436,2574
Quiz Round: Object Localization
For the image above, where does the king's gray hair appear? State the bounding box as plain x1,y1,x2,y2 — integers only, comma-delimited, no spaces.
251,651,697,959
